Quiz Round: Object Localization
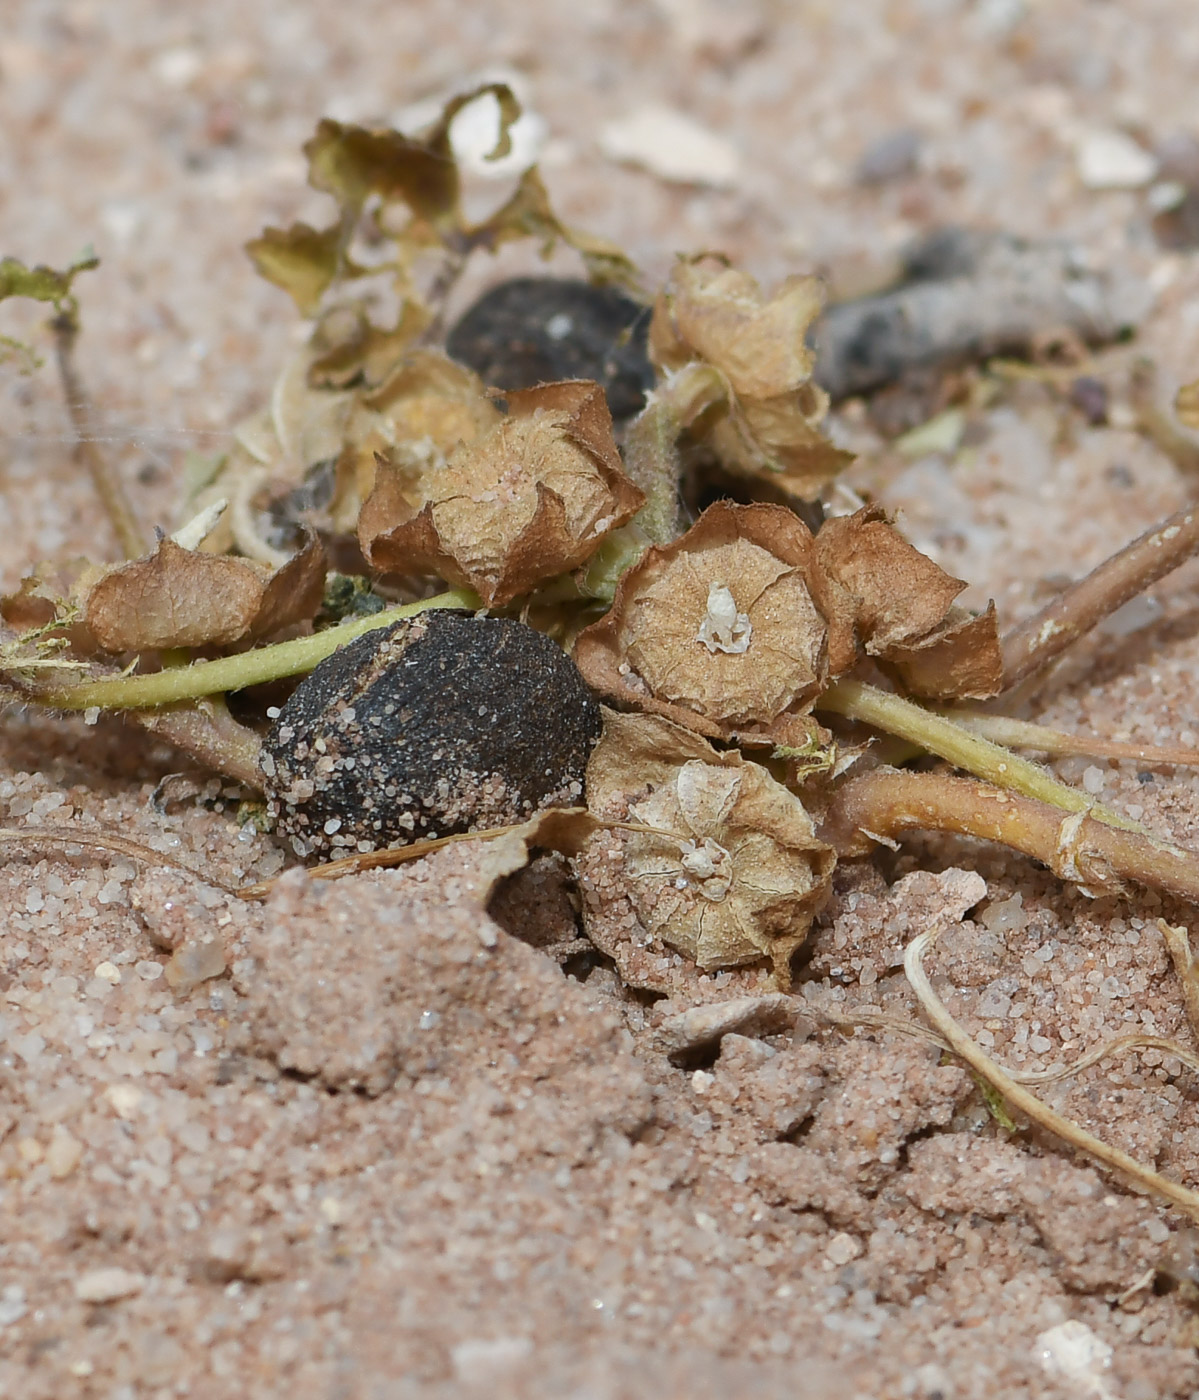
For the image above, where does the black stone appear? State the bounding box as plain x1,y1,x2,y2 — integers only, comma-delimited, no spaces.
446,277,654,422
261,612,601,857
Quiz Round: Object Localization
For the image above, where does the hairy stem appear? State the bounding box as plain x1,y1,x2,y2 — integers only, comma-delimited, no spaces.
34,587,479,711
822,768,1199,907
1000,502,1199,690
53,314,147,560
816,678,1136,830
623,362,726,545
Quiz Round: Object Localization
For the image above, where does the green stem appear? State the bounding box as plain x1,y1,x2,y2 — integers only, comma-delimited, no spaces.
622,362,725,545
817,678,1139,832
38,587,479,711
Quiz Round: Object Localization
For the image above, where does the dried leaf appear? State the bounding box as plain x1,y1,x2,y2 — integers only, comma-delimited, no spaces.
581,709,834,978
647,254,852,500
1177,378,1199,432
244,221,354,317
306,298,433,390
884,603,1004,701
302,83,522,233
650,256,822,400
360,379,644,605
813,506,1003,699
470,166,642,291
82,531,326,652
573,501,836,740
0,250,98,313
813,506,965,654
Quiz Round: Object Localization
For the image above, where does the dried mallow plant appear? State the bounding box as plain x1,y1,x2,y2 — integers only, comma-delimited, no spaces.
8,84,1199,1220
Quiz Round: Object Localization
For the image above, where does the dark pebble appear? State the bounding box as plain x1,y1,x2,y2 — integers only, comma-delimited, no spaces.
446,277,655,422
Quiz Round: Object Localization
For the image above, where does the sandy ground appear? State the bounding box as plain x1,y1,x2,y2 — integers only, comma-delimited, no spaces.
7,1,1199,1395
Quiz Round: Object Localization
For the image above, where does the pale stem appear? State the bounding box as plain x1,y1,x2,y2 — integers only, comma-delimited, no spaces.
817,678,1137,831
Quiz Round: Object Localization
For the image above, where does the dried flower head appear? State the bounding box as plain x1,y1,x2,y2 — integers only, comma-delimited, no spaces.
574,501,839,743
581,709,834,978
359,379,644,605
648,254,852,501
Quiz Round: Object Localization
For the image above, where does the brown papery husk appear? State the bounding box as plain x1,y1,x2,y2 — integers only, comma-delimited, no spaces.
581,708,835,981
80,529,326,652
573,500,842,744
359,379,643,606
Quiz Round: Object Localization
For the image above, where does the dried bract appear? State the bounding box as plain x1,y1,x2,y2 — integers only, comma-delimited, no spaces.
648,254,851,500
814,506,1003,699
77,531,326,653
359,379,644,605
573,501,837,743
581,709,834,977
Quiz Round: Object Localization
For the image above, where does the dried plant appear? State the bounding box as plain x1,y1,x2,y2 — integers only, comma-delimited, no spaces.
9,84,1199,1220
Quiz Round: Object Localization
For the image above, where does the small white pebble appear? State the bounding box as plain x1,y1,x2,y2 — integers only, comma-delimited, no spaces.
135,960,164,982
83,706,101,726
1082,765,1106,795
826,1232,862,1265
73,1267,145,1304
0,1285,26,1327
25,889,44,914
104,1083,145,1120
94,961,121,984
46,1127,84,1180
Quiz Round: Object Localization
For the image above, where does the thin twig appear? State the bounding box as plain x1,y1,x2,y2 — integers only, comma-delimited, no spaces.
938,708,1199,768
905,926,1199,1221
52,313,147,560
1000,502,1199,691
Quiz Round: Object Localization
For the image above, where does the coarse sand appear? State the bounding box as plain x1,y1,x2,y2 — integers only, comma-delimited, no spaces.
7,2,1199,1396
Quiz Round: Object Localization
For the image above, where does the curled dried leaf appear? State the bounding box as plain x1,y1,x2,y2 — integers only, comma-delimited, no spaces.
359,379,644,605
648,254,851,500
814,506,1002,699
581,709,834,978
573,501,839,742
82,531,326,652
244,221,358,318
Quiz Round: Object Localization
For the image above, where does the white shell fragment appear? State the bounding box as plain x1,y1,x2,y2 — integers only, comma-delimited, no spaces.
1076,129,1158,190
599,104,740,188
696,582,752,655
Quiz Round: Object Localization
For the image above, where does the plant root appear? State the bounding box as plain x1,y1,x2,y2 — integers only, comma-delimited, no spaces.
905,925,1199,1221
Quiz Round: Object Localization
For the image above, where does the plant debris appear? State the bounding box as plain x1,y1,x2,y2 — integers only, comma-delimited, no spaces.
8,80,1199,1246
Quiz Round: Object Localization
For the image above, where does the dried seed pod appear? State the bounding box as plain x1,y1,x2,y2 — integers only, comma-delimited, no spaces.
261,612,601,858
573,501,842,744
648,254,852,500
358,379,644,606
